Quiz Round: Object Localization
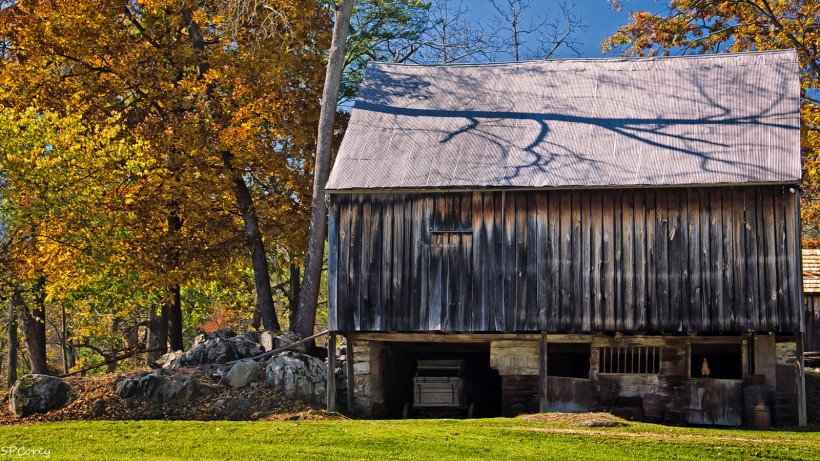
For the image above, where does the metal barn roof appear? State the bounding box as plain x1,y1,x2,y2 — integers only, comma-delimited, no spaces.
326,50,801,191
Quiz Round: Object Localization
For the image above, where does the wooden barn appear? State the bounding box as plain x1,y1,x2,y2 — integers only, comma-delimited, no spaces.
324,50,807,426
803,249,820,354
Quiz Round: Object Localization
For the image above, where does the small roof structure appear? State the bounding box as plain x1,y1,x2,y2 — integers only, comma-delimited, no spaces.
327,50,801,191
804,249,820,294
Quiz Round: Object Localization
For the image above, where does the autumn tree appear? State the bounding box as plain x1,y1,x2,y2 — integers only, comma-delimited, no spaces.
0,107,139,374
603,0,820,243
0,1,331,349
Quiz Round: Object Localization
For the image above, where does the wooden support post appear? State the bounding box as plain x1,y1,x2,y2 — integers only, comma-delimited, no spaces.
346,333,355,415
327,332,337,412
796,333,807,426
539,331,548,413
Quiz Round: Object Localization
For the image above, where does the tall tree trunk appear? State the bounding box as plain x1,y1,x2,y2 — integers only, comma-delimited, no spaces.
157,301,169,355
60,303,69,374
164,206,184,352
7,294,19,387
17,286,48,375
180,8,281,332
220,151,280,331
295,0,355,338
289,258,301,325
165,284,184,351
146,303,159,365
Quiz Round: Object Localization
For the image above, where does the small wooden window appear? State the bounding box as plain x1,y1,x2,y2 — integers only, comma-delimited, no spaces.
431,194,472,234
599,346,660,374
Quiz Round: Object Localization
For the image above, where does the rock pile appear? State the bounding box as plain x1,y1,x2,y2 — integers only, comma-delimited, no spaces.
2,329,333,422
116,329,327,408
266,352,327,405
8,374,75,418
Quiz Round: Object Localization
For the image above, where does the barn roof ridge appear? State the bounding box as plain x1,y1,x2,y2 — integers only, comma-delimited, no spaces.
365,49,797,69
327,50,801,191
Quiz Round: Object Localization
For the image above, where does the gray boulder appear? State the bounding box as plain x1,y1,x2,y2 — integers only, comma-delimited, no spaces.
220,360,260,388
227,336,265,359
118,371,199,404
265,351,326,405
156,350,186,370
116,378,138,399
9,374,74,418
260,330,306,353
185,338,238,365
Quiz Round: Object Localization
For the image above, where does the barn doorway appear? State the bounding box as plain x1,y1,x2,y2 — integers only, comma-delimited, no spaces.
380,341,502,418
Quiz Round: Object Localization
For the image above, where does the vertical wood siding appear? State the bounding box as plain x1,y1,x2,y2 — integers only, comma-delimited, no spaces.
328,186,802,333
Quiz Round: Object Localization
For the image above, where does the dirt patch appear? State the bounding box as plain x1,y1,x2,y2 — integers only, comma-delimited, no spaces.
518,412,631,427
0,366,339,425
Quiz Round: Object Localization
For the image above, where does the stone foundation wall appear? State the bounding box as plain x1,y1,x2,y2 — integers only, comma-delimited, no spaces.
351,340,385,417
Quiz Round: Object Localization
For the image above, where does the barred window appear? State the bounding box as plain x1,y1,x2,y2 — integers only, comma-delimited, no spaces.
599,346,660,374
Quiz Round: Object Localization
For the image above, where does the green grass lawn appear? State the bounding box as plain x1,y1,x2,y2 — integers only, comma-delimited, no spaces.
0,417,818,461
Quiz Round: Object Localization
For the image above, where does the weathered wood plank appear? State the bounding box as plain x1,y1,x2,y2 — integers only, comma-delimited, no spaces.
328,198,340,331
710,189,725,331
602,192,615,330
754,188,767,331
655,190,670,332
560,191,573,331
360,198,372,329
368,197,383,330
420,196,433,331
732,187,746,332
667,189,682,331
338,196,353,330
410,196,426,331
745,188,761,332
536,192,549,330
527,193,539,331
504,192,518,331
622,190,635,332
548,191,561,331
591,190,604,331
471,192,485,331
446,231,459,331
687,189,702,332
380,196,394,330
402,196,414,329
516,192,529,331
646,191,657,330
493,192,506,330
699,188,712,331
351,196,364,330
581,190,593,332
634,190,647,330
785,188,800,332
721,188,735,331
429,232,443,331
762,187,777,331
571,191,583,331
391,195,405,329
614,190,624,331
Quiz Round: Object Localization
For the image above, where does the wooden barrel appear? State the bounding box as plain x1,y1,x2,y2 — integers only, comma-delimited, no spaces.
642,394,664,422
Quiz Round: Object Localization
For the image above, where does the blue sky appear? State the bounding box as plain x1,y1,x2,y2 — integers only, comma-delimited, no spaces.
470,0,664,58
